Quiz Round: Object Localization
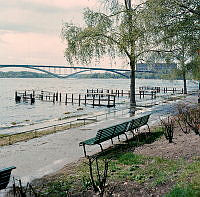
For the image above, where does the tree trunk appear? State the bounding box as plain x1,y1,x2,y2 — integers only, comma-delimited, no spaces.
130,59,136,109
183,72,187,94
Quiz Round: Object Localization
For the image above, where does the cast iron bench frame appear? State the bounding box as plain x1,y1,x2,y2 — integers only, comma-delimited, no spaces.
79,114,151,157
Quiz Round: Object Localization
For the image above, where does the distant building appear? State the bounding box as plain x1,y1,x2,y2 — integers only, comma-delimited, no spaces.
136,63,177,72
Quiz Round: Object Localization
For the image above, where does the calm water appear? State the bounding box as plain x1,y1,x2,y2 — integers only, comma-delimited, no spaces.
0,78,198,132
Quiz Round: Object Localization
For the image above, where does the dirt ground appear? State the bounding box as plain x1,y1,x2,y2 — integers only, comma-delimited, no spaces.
134,126,200,162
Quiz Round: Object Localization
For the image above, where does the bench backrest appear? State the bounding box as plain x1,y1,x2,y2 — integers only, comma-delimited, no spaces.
128,114,150,131
0,166,16,190
95,121,130,144
139,114,150,126
95,125,116,143
115,121,130,135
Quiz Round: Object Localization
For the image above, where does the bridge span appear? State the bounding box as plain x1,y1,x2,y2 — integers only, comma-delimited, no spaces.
0,64,156,78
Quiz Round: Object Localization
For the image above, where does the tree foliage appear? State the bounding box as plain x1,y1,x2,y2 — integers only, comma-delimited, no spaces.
145,0,200,93
61,0,156,106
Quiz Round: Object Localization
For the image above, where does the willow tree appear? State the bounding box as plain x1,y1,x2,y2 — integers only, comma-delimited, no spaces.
61,0,154,108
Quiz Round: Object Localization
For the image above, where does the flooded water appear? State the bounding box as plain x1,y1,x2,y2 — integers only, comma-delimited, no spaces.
0,78,198,134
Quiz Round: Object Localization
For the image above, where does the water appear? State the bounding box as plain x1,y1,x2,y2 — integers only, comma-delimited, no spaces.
0,78,198,134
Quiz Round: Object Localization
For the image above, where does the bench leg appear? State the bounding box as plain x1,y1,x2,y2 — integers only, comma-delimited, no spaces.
130,130,135,138
147,124,151,133
123,133,128,142
117,135,120,141
111,138,113,144
83,144,87,157
98,144,103,152
135,129,140,142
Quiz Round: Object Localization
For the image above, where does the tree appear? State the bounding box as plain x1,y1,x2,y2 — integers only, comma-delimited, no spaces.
61,0,156,108
145,0,200,94
187,55,200,88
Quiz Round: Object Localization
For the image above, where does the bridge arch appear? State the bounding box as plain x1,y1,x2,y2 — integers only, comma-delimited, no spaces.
0,65,130,78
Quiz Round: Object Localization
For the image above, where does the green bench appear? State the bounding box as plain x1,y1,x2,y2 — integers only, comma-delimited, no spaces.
79,114,151,157
0,166,16,191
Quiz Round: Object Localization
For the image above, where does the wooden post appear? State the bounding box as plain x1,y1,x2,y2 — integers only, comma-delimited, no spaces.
139,90,142,99
60,93,62,102
41,90,44,100
15,91,17,102
121,90,123,96
111,89,113,94
113,95,115,107
92,95,95,108
108,95,110,107
79,94,81,106
65,93,67,105
99,94,101,106
30,94,35,104
85,95,87,106
117,90,120,97
72,94,73,105
56,92,58,101
53,93,55,103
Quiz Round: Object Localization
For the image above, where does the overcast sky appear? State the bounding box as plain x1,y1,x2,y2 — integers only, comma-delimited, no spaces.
0,0,100,67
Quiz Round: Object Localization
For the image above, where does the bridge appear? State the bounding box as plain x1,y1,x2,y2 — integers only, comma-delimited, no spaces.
0,64,157,78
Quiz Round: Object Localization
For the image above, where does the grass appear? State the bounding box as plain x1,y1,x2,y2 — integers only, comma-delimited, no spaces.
166,186,200,197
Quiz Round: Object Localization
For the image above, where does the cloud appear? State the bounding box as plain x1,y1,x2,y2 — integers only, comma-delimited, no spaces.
0,0,98,34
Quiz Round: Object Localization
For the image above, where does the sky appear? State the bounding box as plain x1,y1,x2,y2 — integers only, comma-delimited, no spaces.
0,0,99,67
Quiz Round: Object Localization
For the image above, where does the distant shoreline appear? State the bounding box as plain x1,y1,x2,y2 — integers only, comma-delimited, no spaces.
0,71,182,79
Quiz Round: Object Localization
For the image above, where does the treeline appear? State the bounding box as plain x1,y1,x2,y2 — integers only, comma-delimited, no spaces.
0,71,52,78
0,71,185,79
74,72,177,79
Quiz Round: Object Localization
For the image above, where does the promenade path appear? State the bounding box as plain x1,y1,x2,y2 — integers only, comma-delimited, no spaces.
0,94,197,184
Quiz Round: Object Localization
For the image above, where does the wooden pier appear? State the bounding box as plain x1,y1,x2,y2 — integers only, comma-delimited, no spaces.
15,90,116,108
15,86,184,107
